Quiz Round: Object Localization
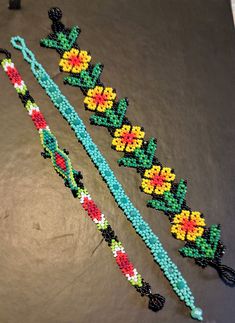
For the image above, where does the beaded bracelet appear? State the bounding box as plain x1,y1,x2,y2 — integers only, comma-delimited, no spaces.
0,49,166,314
10,38,203,320
38,7,234,286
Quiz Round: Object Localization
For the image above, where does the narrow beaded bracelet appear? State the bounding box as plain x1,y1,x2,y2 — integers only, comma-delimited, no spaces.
10,38,203,320
0,49,166,314
39,7,235,286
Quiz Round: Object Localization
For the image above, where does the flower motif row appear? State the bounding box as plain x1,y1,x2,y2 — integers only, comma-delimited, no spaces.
57,47,208,244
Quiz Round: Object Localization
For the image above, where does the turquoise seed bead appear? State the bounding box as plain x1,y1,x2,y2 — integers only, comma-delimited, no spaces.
105,170,111,177
156,251,164,259
177,280,185,290
41,74,48,82
191,307,203,321
121,197,127,204
49,86,56,92
65,107,72,114
149,237,157,244
56,98,63,105
129,210,138,218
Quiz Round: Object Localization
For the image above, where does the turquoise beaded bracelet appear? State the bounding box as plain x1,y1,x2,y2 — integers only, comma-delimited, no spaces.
10,36,203,320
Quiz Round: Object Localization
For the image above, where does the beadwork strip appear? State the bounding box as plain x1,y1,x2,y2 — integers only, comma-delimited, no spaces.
0,50,166,313
39,7,234,286
10,37,203,320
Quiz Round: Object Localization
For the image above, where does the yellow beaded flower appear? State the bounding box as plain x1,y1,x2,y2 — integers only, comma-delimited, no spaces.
84,86,116,112
141,165,175,195
112,125,145,152
59,48,91,73
171,210,206,241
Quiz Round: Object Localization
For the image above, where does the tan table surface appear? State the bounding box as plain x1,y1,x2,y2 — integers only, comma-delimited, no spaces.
0,1,234,322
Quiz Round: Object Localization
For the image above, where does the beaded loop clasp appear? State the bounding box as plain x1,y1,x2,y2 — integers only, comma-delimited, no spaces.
11,37,42,76
210,260,235,287
11,37,35,64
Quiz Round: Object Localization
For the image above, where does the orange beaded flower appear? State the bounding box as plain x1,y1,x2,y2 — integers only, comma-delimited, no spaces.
84,86,116,112
59,48,91,73
112,125,145,152
141,165,175,195
171,210,206,241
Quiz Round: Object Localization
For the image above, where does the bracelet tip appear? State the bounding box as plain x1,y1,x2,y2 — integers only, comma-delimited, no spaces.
191,307,203,321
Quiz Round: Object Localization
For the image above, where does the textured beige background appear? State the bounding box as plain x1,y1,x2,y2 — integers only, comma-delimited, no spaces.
0,1,235,322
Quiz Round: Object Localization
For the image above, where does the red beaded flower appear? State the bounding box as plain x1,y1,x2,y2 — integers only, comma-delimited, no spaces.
141,165,175,195
84,86,116,112
59,48,91,74
171,210,206,241
112,125,145,152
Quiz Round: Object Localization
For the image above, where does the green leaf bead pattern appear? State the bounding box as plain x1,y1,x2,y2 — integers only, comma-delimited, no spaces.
180,225,222,263
64,63,103,90
118,137,157,169
41,26,80,52
90,98,128,128
147,179,187,214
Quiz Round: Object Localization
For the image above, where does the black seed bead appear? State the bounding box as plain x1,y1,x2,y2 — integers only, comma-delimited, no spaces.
48,7,62,22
